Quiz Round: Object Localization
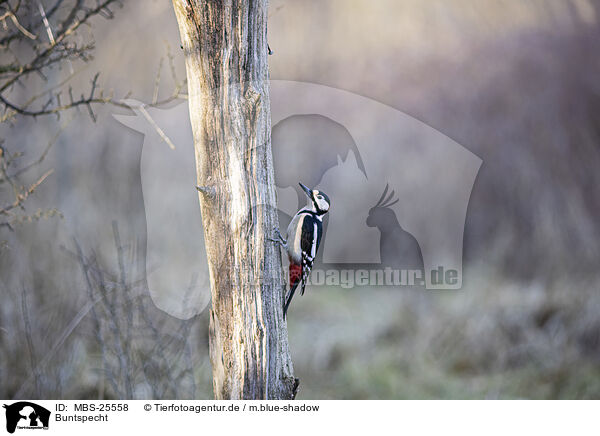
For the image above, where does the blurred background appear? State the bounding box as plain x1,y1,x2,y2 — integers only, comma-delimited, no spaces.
1,0,599,399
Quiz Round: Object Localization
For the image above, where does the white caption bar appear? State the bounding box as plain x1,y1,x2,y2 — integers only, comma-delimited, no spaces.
0,400,596,436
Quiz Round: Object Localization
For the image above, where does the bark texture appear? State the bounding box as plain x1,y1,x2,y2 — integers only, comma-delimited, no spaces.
171,0,296,399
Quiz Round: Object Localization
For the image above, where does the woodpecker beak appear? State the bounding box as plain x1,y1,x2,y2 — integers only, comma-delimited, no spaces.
299,182,313,199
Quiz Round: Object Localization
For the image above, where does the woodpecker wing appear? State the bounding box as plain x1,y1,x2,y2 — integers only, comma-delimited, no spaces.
299,213,323,295
283,212,323,316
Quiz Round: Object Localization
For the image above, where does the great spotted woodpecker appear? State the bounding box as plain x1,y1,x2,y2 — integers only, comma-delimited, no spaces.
273,182,330,317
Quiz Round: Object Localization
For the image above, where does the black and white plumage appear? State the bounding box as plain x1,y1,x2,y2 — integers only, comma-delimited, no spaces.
273,182,330,317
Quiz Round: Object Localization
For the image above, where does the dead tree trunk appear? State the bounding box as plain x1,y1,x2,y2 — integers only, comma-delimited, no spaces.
171,1,296,399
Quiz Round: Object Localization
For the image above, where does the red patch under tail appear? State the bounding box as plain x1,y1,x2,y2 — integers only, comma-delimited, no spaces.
289,263,302,289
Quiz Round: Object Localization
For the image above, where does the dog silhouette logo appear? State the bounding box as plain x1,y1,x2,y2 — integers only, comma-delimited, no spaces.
3,402,50,433
273,114,367,209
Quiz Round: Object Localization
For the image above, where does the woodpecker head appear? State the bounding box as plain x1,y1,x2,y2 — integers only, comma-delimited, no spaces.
300,182,330,215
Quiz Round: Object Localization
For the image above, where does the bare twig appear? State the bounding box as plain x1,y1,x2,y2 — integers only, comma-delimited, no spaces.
0,3,37,40
0,169,53,215
37,0,56,45
137,104,176,150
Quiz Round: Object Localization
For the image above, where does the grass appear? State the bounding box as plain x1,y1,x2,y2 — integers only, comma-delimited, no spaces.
287,273,600,399
2,237,598,399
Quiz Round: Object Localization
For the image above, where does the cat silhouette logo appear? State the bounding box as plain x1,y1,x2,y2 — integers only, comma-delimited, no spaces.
3,402,50,433
113,80,481,319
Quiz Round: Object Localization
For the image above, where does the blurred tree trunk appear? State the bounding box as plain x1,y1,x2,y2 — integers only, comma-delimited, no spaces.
171,1,296,399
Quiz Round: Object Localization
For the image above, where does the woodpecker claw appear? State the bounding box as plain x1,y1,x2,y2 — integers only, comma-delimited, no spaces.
268,229,286,247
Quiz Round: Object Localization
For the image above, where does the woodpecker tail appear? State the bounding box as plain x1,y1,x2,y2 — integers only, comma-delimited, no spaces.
283,281,299,318
284,263,302,318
